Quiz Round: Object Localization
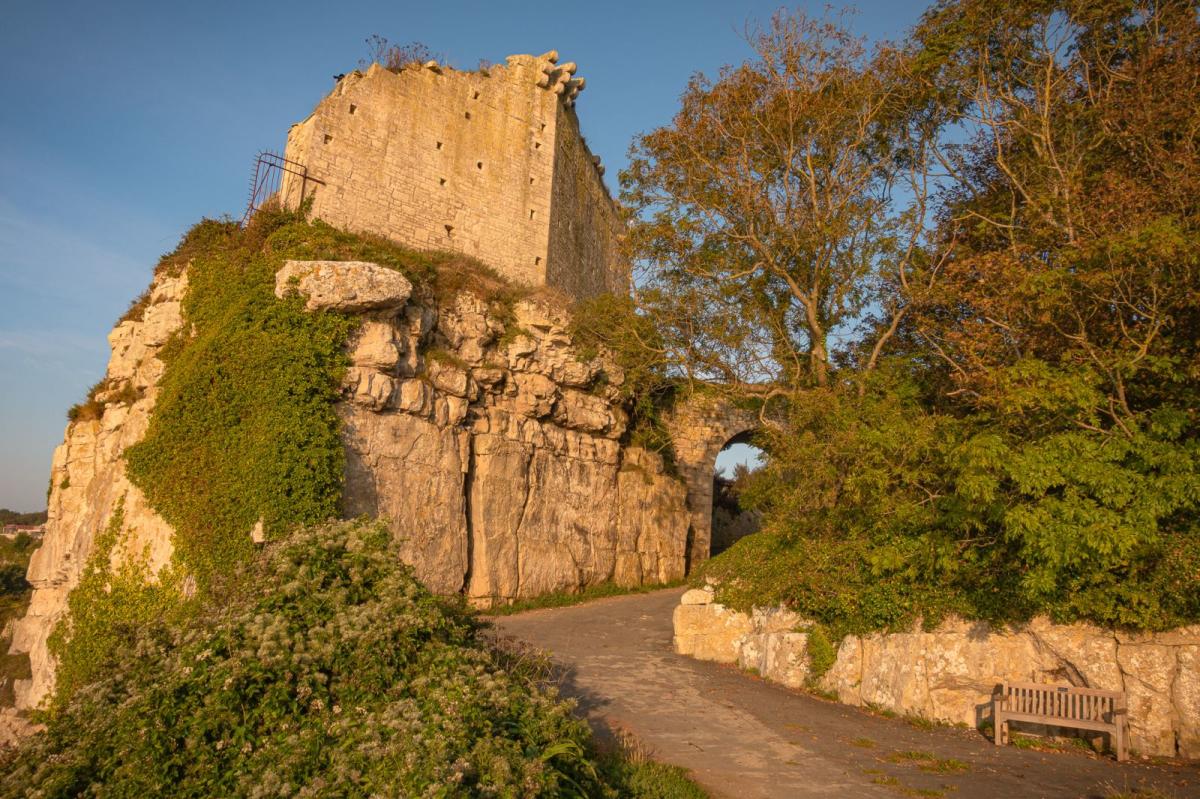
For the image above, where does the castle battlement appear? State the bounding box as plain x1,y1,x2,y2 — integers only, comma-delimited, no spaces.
280,52,627,299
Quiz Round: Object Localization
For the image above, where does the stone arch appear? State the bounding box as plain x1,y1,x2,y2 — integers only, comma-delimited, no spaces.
665,395,761,570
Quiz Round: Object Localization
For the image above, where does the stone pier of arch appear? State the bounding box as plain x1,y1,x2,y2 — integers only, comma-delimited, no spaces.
665,394,761,570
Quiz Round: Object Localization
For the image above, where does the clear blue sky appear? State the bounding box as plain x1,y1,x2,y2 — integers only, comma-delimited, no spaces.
0,0,928,511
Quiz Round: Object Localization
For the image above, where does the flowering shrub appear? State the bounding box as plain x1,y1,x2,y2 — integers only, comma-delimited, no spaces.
2,520,612,797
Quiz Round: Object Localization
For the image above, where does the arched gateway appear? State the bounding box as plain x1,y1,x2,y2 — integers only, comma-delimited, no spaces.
665,395,761,570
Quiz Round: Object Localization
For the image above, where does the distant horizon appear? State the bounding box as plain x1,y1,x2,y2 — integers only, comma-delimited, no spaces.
0,0,929,509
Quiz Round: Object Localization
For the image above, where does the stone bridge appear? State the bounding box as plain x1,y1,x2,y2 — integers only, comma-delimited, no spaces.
665,394,762,569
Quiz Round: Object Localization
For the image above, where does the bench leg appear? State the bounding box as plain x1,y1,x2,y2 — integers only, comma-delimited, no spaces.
1114,721,1127,762
994,712,1005,746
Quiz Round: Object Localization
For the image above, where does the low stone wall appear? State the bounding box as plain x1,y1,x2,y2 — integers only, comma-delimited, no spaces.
673,587,1200,758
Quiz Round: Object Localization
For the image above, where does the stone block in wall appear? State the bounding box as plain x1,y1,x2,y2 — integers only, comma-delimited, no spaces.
672,603,752,663
349,321,402,370
1177,646,1200,758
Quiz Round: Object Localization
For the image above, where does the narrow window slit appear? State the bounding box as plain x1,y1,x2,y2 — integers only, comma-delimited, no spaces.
476,161,483,170
444,224,454,237
464,111,471,120
323,134,333,144
439,178,446,186
436,141,443,150
349,104,357,114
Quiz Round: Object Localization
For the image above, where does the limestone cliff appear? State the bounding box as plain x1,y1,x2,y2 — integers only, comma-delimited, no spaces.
311,260,690,604
10,270,187,709
6,258,690,712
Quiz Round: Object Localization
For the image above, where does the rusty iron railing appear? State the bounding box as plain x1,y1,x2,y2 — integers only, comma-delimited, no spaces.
241,151,319,225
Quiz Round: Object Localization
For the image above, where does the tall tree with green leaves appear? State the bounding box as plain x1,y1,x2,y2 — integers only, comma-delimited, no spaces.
621,11,943,396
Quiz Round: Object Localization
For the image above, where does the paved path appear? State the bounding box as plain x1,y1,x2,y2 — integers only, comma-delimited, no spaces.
491,588,1199,799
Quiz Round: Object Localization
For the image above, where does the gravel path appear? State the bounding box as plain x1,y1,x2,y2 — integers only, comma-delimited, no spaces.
491,588,1199,799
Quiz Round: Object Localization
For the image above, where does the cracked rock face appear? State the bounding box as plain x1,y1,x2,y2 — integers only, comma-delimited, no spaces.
6,270,188,712
675,591,1200,758
331,269,691,606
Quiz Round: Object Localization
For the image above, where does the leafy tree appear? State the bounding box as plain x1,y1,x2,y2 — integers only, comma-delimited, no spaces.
621,11,942,394
689,1,1200,633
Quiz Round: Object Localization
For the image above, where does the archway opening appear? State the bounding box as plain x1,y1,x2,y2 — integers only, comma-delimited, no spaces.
711,434,764,557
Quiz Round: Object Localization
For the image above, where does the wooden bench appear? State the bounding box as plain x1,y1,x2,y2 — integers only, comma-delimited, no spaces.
993,681,1129,761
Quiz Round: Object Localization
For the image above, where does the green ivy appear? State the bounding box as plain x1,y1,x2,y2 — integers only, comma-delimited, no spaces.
47,499,190,706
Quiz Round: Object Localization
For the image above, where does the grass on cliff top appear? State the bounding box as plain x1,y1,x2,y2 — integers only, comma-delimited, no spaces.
3,519,710,798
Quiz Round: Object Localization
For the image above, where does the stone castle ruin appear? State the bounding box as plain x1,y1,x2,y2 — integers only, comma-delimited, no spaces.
1,51,754,715
279,52,627,299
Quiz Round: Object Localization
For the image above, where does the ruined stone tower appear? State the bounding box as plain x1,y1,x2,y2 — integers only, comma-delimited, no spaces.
280,52,627,299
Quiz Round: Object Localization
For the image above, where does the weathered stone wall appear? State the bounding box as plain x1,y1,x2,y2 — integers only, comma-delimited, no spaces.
673,588,1200,759
317,262,690,604
545,104,626,297
7,270,188,711
281,55,626,298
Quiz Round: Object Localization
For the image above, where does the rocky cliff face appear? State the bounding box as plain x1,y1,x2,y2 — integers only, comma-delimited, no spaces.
673,588,1200,758
7,258,690,712
9,270,187,710
303,260,690,605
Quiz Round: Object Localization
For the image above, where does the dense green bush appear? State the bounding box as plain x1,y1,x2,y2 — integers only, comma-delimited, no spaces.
1,521,629,797
699,367,1200,635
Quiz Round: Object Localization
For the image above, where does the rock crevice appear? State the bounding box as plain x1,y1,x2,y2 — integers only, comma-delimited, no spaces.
293,259,692,605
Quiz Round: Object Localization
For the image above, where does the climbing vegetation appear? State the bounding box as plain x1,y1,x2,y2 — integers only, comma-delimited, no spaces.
123,207,442,592
47,499,190,706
